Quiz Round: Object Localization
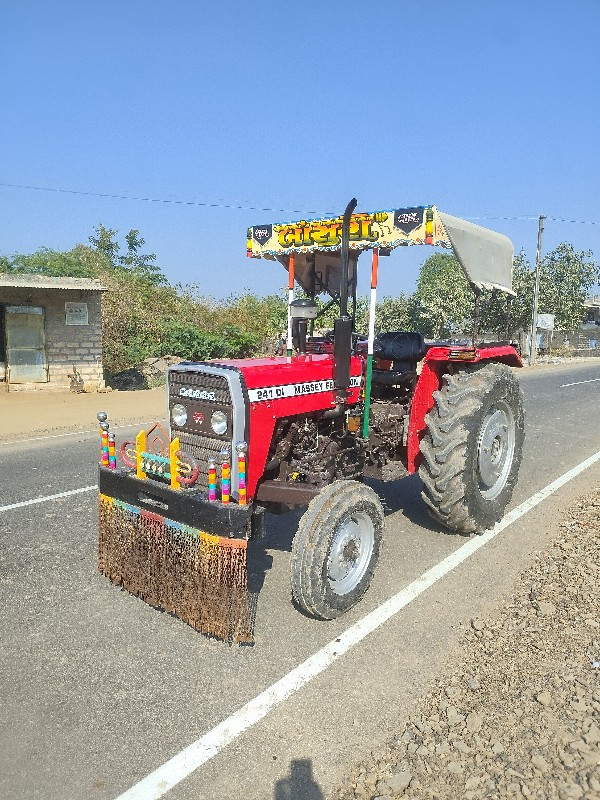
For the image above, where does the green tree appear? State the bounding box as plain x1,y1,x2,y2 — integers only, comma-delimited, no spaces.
157,320,258,361
119,229,165,285
538,243,598,330
281,292,411,337
480,245,598,336
0,246,99,278
413,253,474,338
480,252,534,338
352,296,370,333
374,293,412,333
219,292,288,343
89,224,120,265
89,224,166,285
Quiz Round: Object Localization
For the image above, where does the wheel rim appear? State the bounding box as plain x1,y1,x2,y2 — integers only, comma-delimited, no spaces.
327,511,375,595
477,399,516,500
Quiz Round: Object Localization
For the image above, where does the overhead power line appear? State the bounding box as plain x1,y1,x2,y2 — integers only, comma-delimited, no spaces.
546,216,599,226
0,181,324,216
462,215,539,222
463,215,599,226
0,181,599,226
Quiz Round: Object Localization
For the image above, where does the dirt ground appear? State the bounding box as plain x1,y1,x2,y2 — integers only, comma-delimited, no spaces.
330,491,600,800
0,387,166,441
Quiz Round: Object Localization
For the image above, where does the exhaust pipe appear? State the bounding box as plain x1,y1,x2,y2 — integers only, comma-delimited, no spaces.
334,198,357,395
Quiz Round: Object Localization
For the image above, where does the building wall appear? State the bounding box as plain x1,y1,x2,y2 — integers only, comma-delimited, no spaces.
550,329,600,353
0,287,104,389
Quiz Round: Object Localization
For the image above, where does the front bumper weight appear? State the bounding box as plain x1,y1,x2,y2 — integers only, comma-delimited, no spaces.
97,467,253,642
98,466,252,538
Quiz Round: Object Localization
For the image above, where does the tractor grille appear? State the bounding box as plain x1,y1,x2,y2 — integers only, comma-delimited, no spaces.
169,371,231,404
177,431,224,491
169,368,234,493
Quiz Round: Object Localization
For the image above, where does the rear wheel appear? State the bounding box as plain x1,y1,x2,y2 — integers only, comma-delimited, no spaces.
290,480,384,619
418,363,524,533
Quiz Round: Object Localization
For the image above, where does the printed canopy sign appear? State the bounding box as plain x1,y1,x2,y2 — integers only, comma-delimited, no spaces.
247,206,451,259
247,204,515,295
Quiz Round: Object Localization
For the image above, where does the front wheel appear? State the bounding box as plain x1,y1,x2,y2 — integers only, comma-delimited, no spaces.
419,363,525,534
290,481,384,620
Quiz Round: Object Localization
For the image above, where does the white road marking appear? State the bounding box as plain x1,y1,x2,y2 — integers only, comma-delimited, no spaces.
113,448,600,800
0,485,97,513
0,423,146,447
3,430,99,445
559,377,600,388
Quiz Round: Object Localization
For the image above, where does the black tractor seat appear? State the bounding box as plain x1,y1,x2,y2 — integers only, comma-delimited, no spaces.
374,331,426,366
371,331,426,385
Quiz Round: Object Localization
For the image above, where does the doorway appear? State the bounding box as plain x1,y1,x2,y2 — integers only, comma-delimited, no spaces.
5,306,48,383
0,305,5,380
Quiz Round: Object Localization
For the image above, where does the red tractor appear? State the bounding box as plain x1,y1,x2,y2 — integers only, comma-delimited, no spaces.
98,200,524,640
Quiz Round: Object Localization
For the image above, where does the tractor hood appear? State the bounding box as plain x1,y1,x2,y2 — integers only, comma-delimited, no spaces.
215,353,362,397
247,205,515,295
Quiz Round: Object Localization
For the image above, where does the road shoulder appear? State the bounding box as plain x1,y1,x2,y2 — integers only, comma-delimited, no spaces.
331,485,600,800
0,387,166,442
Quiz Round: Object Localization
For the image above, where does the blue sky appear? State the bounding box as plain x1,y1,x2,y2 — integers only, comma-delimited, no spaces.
1,0,599,300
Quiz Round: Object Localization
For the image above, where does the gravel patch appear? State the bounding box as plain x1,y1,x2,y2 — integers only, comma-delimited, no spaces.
331,489,600,800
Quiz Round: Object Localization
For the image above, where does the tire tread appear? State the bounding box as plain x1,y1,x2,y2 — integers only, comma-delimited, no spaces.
290,480,384,619
418,363,524,534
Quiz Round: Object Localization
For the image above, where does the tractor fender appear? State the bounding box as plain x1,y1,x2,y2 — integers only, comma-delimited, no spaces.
406,344,522,473
247,403,278,497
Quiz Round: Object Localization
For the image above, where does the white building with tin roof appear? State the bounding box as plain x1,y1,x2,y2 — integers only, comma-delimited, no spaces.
0,274,107,390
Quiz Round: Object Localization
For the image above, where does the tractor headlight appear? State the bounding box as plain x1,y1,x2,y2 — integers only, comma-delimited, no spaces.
211,410,228,435
171,403,188,427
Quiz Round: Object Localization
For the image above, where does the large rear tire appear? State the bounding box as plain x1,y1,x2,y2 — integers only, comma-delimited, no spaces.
290,480,384,620
418,363,524,534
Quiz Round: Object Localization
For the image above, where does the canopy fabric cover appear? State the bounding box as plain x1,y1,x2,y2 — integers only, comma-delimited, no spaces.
437,212,515,295
247,205,514,296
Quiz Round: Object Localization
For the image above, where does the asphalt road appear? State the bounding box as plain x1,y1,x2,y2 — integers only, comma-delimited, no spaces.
1,361,599,800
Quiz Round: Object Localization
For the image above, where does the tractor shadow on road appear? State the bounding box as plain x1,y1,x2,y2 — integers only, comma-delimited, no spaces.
246,510,299,635
246,474,455,612
366,474,465,538
253,507,302,553
245,476,458,634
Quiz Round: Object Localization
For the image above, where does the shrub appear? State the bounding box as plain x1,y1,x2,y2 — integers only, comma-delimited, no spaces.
157,319,259,361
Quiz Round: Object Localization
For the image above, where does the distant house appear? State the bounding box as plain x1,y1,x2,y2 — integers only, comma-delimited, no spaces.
0,274,107,390
583,295,600,328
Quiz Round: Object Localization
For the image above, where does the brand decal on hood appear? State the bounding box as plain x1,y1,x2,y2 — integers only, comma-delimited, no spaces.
179,387,217,401
248,375,361,403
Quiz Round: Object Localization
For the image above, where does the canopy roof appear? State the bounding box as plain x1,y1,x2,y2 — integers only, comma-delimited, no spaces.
247,205,515,296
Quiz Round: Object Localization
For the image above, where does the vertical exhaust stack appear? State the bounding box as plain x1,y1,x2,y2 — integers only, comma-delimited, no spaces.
334,198,357,399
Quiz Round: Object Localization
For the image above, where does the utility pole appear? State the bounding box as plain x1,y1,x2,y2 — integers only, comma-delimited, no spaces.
529,214,546,365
